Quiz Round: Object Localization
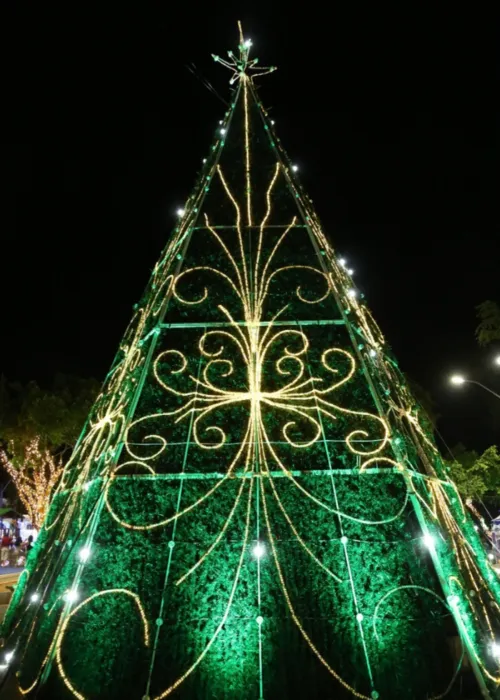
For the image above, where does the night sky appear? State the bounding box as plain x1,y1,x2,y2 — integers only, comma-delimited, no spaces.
1,5,497,453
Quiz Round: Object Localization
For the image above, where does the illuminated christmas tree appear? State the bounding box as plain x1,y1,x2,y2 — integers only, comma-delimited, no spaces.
4,25,500,700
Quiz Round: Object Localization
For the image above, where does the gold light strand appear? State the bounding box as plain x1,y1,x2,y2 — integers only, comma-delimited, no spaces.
105,422,252,530
153,478,254,700
259,477,371,700
372,584,464,700
447,577,500,684
258,413,408,526
243,77,252,227
215,169,251,311
55,589,150,700
254,162,280,307
175,471,249,585
263,467,343,583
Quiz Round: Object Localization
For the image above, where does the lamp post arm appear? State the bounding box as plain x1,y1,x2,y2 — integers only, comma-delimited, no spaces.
467,380,500,401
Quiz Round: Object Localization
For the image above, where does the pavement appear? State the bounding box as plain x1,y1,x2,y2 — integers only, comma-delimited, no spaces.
0,569,22,624
0,569,23,592
0,571,22,698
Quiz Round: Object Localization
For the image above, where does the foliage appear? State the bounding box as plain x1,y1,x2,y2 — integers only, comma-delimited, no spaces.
0,373,99,452
475,300,500,347
0,374,99,524
447,443,500,502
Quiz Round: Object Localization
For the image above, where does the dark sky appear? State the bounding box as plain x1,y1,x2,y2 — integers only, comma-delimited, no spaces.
0,5,498,452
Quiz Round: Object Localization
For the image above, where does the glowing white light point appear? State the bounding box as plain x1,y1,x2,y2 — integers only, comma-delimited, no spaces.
5,651,14,663
347,289,357,299
347,268,354,275
292,164,299,172
64,589,79,604
244,39,252,48
79,546,91,563
30,593,40,603
494,355,500,366
369,349,377,358
491,642,500,660
271,120,275,125
339,258,346,267
450,374,466,386
176,208,185,218
252,542,266,559
356,613,364,622
488,553,495,561
423,533,435,551
220,127,226,135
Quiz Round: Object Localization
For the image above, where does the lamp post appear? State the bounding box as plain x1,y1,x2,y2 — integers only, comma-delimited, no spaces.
449,374,500,401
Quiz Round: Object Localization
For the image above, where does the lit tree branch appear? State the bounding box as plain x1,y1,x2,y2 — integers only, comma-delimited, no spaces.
0,438,63,529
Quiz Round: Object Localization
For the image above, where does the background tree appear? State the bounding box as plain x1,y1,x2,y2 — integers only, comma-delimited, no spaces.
0,374,99,528
476,300,500,346
447,443,500,508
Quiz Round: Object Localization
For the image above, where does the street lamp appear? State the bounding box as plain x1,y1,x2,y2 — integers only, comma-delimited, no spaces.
449,374,500,400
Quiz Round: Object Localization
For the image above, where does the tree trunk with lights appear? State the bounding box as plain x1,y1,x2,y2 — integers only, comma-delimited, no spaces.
3,26,500,700
0,438,63,530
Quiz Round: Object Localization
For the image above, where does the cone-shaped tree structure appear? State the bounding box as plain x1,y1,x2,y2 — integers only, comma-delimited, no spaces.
4,26,500,700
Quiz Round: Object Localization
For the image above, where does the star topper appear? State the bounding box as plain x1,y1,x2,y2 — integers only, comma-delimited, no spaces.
212,21,277,84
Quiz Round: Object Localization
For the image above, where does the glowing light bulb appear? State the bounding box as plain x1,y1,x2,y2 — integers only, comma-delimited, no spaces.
203,158,207,163
450,374,466,386
488,553,495,561
64,589,79,604
219,120,223,125
347,289,356,299
291,164,299,172
252,542,266,559
356,613,364,622
473,524,479,531
220,127,226,135
83,481,91,492
271,120,275,125
30,593,40,603
244,39,252,48
256,615,264,625
423,533,435,551
5,651,14,663
495,356,500,366
447,595,459,607
176,208,185,218
369,349,377,358
491,642,500,659
339,258,346,267
347,268,354,275
79,546,91,563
